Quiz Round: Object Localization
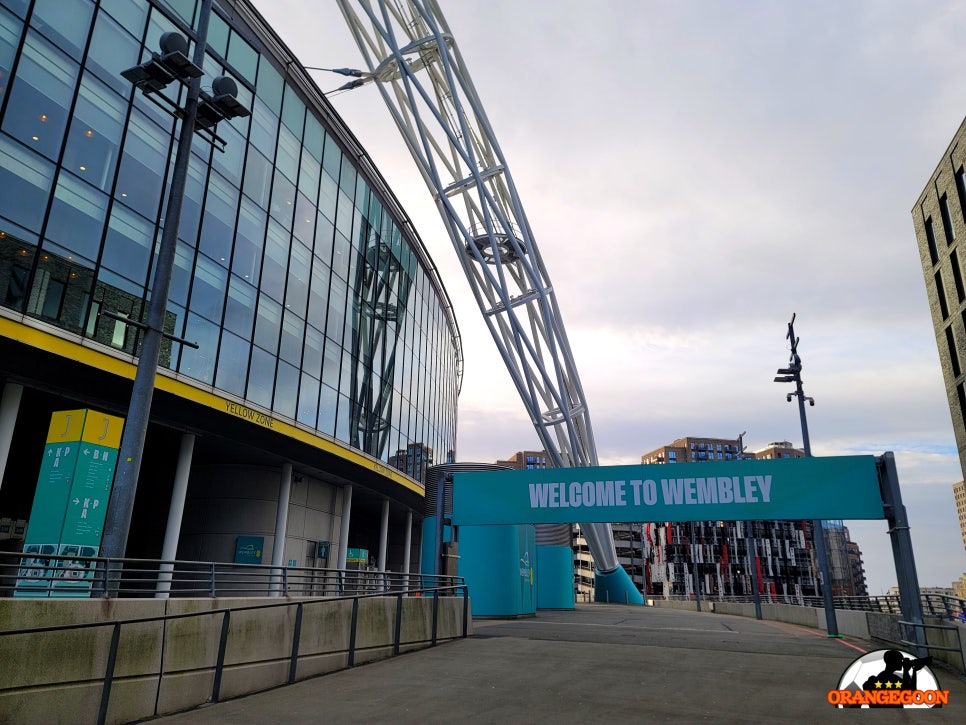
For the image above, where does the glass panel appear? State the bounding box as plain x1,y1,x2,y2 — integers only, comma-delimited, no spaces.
269,169,295,226
0,228,35,313
43,172,107,262
335,190,354,241
274,360,298,419
178,312,219,384
285,240,310,316
188,252,227,322
275,124,299,182
261,219,289,301
248,98,278,160
166,240,194,307
226,28,258,84
159,0,196,26
0,135,56,233
246,345,275,408
307,257,329,330
321,339,340,390
335,393,350,441
224,274,256,337
242,148,271,208
233,197,264,283
1,0,29,18
253,293,281,352
297,372,319,427
174,151,206,245
255,56,283,112
198,171,238,265
303,324,324,377
87,9,141,96
298,145,320,203
331,231,350,281
322,134,341,185
326,275,347,347
100,0,147,36
215,329,249,397
0,8,22,108
293,193,315,248
207,9,229,58
281,84,305,136
318,383,337,435
62,73,125,193
303,111,324,162
100,204,154,284
211,121,244,185
1,31,79,160
279,308,303,366
115,109,169,220
32,0,94,60
27,247,96,334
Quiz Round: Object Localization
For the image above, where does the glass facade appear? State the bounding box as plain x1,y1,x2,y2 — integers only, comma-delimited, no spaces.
0,0,460,478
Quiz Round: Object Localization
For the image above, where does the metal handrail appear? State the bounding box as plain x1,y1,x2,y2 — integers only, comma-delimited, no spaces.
657,591,966,622
0,582,471,725
0,550,458,598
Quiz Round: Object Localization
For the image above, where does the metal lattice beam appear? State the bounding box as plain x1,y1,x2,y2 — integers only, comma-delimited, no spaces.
337,0,618,572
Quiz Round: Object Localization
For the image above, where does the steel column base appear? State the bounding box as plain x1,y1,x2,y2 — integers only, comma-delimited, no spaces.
594,568,644,605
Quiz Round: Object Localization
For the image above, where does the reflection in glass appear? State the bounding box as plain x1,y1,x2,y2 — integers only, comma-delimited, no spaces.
44,172,108,263
216,329,250,397
179,313,219,384
101,204,154,285
1,31,79,160
0,137,54,232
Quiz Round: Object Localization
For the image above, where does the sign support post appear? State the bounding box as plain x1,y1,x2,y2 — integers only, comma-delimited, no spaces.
877,452,927,656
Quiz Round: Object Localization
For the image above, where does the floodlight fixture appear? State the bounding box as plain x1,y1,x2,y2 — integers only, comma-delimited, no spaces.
120,31,203,94
195,76,251,130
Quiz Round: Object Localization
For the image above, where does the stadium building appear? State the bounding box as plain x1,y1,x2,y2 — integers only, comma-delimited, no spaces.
0,0,462,575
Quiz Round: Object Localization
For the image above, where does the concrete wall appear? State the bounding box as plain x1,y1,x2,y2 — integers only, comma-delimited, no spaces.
0,595,469,724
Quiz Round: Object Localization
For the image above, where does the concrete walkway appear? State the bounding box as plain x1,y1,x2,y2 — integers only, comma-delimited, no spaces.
155,604,966,723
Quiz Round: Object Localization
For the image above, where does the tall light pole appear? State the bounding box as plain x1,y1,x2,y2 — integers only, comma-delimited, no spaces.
773,314,839,637
100,0,248,566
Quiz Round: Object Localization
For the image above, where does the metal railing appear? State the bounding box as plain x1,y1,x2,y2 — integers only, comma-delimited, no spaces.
0,550,449,599
657,592,966,622
0,581,470,725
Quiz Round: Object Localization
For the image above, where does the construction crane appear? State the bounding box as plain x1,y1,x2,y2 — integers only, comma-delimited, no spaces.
336,0,641,603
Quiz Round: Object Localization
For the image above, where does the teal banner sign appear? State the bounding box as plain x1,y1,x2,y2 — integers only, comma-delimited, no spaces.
452,456,884,525
234,536,264,565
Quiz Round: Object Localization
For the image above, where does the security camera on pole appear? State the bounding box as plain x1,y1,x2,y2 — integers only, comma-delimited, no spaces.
773,314,840,638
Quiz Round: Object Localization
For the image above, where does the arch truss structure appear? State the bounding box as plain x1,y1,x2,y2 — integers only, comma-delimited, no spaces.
337,0,620,573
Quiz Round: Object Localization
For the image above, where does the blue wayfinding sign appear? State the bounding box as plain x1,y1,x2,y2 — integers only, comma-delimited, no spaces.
452,456,884,525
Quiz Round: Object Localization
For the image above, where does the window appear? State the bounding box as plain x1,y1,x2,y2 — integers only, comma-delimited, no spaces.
947,326,962,378
2,31,79,160
925,217,939,265
958,168,966,225
936,271,950,319
940,193,955,244
953,251,966,304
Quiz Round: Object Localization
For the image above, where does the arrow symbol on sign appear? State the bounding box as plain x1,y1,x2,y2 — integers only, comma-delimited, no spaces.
83,448,90,456
73,498,80,505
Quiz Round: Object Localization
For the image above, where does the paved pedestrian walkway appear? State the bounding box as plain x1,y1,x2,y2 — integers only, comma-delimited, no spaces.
156,604,966,723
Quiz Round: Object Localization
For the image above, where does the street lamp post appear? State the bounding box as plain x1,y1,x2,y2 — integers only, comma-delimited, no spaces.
100,0,248,571
774,314,840,637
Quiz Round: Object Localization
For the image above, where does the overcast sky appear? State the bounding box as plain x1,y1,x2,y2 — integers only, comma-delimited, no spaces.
252,0,966,595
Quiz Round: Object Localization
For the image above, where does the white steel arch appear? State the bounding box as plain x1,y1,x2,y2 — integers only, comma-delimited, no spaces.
336,0,619,573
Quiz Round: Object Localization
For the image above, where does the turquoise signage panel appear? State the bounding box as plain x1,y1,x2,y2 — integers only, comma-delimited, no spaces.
452,456,884,525
234,536,264,565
